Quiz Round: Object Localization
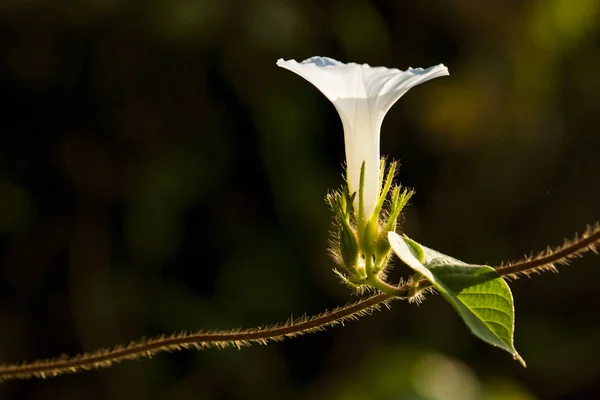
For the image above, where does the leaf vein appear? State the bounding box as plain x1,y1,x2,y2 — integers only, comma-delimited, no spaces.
469,306,512,319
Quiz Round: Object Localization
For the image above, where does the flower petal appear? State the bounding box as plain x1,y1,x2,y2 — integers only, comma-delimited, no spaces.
276,57,367,101
277,57,448,219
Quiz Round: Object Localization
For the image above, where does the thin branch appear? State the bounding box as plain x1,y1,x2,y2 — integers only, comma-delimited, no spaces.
496,223,600,278
1,223,599,383
0,293,393,382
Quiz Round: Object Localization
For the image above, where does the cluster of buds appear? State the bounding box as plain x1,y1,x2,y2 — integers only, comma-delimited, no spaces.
277,56,448,293
326,160,413,290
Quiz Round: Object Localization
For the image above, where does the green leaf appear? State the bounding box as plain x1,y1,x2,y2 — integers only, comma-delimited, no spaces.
387,232,525,366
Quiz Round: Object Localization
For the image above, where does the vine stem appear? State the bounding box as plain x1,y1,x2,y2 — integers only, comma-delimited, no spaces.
0,223,598,383
0,293,394,382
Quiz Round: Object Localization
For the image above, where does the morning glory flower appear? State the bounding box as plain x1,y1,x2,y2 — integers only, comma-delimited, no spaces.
277,56,448,221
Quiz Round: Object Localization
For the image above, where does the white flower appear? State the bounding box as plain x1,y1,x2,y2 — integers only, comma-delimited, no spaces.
277,56,448,220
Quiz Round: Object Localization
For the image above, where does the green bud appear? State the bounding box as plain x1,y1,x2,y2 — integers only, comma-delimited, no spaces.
375,235,391,259
339,220,359,271
360,219,380,257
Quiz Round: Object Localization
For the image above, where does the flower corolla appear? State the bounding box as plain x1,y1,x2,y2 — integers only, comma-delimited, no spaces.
277,56,448,220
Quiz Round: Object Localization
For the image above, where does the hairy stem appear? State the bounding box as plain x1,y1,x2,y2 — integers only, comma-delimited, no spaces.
1,223,598,383
495,223,600,277
0,293,394,382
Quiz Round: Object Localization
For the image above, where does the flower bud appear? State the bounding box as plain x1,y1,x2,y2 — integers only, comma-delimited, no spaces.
375,235,392,260
360,219,380,257
339,220,359,272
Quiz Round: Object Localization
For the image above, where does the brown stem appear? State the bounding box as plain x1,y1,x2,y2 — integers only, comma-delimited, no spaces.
1,223,598,383
0,293,393,382
496,223,600,277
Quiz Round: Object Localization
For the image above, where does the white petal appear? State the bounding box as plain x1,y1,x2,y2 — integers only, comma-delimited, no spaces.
277,57,367,101
277,57,448,219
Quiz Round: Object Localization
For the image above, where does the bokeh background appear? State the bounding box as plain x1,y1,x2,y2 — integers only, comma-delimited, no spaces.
1,0,600,399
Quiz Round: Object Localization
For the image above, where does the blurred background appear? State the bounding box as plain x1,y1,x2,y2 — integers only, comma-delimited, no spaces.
1,0,599,399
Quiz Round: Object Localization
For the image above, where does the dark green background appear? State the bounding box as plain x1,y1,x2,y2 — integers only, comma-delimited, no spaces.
1,0,599,399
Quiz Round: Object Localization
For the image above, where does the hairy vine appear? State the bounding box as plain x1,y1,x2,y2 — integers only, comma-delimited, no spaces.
0,223,599,383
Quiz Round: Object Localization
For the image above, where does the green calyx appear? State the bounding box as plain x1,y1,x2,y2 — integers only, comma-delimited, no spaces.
327,159,414,293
